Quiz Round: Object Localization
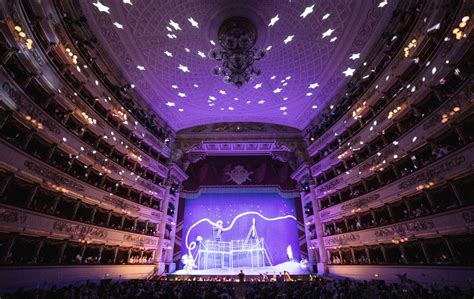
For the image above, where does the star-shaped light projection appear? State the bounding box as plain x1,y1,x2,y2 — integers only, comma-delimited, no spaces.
209,96,216,100
246,100,251,104
184,48,190,53
312,105,318,109
137,65,145,71
219,90,226,95
197,51,206,58
113,22,123,29
178,64,190,73
258,100,265,104
300,4,315,18
178,108,184,112
210,40,216,46
164,51,173,57
308,82,319,89
283,97,288,101
270,75,276,80
283,35,294,44
330,37,338,43
188,17,199,28
266,45,272,51
228,107,234,111
378,0,388,8
171,85,178,89
193,84,199,88
306,92,313,96
322,28,335,38
273,88,282,93
280,106,287,111
343,67,355,77
254,83,262,89
349,53,361,60
92,1,110,13
165,101,175,107
322,13,330,20
169,20,181,31
123,0,133,5
167,34,177,39
268,14,280,26
178,92,186,98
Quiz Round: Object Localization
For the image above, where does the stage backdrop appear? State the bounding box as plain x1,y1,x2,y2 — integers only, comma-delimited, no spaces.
180,191,300,271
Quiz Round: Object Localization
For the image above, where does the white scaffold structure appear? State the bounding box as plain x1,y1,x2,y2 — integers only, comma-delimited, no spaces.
194,218,273,271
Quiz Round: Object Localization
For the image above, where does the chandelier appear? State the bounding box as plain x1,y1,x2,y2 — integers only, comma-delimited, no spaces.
209,17,267,88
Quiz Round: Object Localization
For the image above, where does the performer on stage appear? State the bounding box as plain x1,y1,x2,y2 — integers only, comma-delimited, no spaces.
238,269,245,282
213,220,223,241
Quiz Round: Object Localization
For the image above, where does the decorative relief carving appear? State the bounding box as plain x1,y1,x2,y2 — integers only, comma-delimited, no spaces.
317,177,343,194
340,194,381,211
320,210,331,219
374,220,435,238
0,209,27,224
325,234,360,246
359,145,398,172
398,155,465,190
1,82,61,134
53,220,107,239
225,165,253,185
24,160,85,192
123,234,158,246
102,195,140,212
462,209,474,223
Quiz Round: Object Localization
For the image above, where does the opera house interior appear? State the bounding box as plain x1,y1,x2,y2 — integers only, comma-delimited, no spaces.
0,0,473,297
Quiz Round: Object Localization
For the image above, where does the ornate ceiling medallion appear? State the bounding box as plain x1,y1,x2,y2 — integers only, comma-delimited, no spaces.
209,17,267,88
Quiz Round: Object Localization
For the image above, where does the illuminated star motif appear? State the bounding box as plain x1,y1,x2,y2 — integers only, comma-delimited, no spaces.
178,64,190,73
171,85,178,89
266,45,272,51
283,35,294,44
330,37,338,42
123,0,133,5
165,102,175,107
197,51,206,58
343,67,355,77
254,83,262,89
164,51,173,57
219,90,226,95
300,4,315,18
167,34,177,39
258,100,265,104
136,65,145,71
273,88,282,93
169,19,181,31
308,82,319,89
349,53,361,60
270,75,276,80
178,108,184,112
322,13,330,20
312,105,318,109
113,22,123,29
306,92,313,96
184,48,190,52
322,28,335,38
178,92,186,98
209,96,216,100
228,107,234,111
92,1,110,13
188,17,199,28
268,14,279,26
378,0,388,8
280,106,287,111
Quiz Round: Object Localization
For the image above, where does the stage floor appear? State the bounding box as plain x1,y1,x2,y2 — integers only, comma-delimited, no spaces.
171,261,310,276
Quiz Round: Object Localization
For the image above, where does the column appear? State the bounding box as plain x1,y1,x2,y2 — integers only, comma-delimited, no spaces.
90,206,97,224
386,205,394,223
365,247,371,264
71,201,81,219
310,185,328,274
58,241,68,264
443,236,458,263
419,240,430,264
25,184,39,208
350,248,356,264
155,185,171,269
380,246,388,264
33,238,45,264
113,247,119,263
1,234,17,263
448,182,463,206
106,211,112,227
